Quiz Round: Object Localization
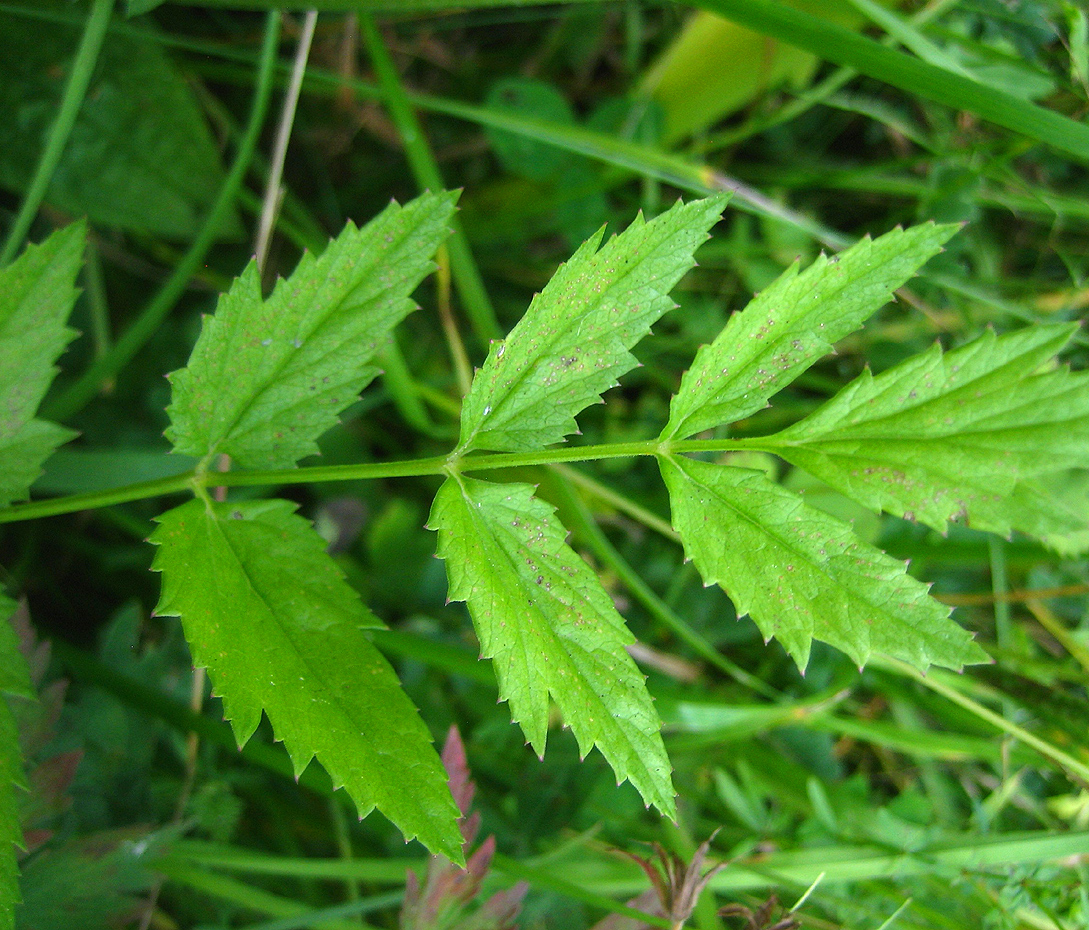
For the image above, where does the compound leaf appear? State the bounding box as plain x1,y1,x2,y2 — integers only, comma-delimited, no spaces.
662,222,957,440
765,324,1089,540
150,499,462,861
458,194,727,453
429,476,674,816
0,224,82,508
0,594,32,930
167,191,458,469
660,456,987,672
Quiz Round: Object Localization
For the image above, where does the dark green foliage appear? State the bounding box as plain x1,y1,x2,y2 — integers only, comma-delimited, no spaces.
0,3,238,239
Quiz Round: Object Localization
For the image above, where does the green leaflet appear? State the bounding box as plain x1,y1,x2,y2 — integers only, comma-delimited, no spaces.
150,499,462,861
659,456,986,672
662,222,957,440
429,476,674,816
167,191,458,469
0,595,32,930
764,324,1089,541
0,224,82,507
458,194,727,453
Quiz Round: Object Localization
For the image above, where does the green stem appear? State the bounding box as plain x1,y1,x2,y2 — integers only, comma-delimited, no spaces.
877,657,1089,787
553,463,677,541
42,11,283,423
82,239,112,362
253,9,317,271
989,536,1011,654
359,13,501,344
436,244,474,397
0,473,196,523
0,0,114,267
376,339,454,440
0,437,766,525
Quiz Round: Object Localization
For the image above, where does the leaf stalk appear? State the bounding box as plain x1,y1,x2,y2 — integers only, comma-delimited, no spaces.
0,438,766,525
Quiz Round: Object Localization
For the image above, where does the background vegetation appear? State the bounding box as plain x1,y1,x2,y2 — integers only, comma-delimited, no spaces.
1,1,1088,928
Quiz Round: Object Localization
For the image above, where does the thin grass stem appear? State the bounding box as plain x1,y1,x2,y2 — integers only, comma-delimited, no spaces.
359,13,500,343
255,10,318,272
877,657,1089,787
0,0,114,267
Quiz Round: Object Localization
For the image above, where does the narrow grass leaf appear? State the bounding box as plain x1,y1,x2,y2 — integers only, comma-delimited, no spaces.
0,223,82,507
167,191,457,469
663,222,956,440
841,0,973,77
429,476,674,816
416,92,842,245
126,0,165,14
174,0,605,9
660,456,986,672
458,195,726,453
544,828,1089,895
766,324,1089,540
150,499,462,861
0,595,31,930
694,0,1089,164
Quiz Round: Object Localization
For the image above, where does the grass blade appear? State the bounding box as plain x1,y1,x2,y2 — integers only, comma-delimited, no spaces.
694,0,1089,164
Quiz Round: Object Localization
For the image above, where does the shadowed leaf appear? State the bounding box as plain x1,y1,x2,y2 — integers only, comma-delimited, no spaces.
167,191,457,469
661,456,987,671
460,195,727,453
430,476,674,816
766,324,1089,541
0,224,82,507
663,222,957,440
151,498,462,860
